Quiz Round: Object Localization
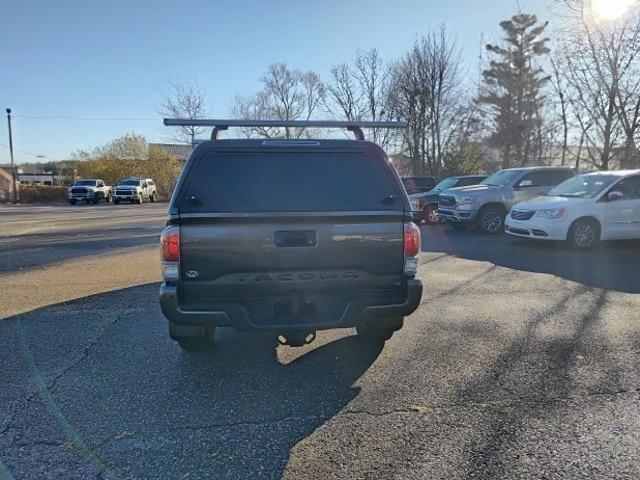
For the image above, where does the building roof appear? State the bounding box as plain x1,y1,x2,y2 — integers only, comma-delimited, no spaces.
149,143,193,161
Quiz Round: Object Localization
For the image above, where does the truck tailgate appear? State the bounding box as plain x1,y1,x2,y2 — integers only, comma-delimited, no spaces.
179,213,404,304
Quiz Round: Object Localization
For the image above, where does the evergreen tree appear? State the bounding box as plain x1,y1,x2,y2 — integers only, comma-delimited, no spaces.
478,14,550,167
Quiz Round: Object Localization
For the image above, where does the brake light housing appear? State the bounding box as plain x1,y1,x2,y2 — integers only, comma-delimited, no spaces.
404,222,421,257
404,222,421,276
160,225,180,281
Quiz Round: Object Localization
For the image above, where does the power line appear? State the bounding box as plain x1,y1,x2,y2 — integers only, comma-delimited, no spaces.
0,143,43,158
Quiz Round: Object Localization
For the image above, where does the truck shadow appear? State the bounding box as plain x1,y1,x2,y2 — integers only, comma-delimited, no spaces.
0,283,383,479
424,224,640,293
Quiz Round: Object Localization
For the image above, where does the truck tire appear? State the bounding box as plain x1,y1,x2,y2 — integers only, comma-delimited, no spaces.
175,328,216,352
92,196,99,205
69,199,77,205
476,205,506,234
137,194,143,205
105,193,112,204
150,193,156,203
423,204,439,225
356,318,403,343
113,198,120,205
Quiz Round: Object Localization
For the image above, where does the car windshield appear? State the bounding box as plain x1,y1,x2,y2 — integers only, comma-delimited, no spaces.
432,178,458,192
549,174,619,199
481,170,522,187
74,180,96,186
118,180,140,186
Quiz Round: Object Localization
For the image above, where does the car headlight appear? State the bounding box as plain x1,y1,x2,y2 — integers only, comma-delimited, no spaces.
536,208,565,219
459,196,477,205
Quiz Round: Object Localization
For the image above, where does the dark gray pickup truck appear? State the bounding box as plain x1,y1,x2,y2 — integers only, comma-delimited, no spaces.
159,120,423,351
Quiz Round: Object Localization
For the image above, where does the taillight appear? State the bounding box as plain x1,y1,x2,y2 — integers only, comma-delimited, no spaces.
161,225,180,262
404,222,421,257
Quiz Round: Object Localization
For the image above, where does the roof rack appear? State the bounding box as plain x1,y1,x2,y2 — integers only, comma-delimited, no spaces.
163,118,408,140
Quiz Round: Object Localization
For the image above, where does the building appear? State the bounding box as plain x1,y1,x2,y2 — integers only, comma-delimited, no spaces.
149,143,194,163
17,171,56,185
0,167,17,201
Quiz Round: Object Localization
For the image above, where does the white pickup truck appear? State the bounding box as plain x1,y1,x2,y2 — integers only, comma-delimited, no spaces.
113,178,157,205
68,179,112,205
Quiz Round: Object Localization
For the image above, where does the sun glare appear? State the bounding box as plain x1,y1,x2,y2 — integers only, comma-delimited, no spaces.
591,0,637,21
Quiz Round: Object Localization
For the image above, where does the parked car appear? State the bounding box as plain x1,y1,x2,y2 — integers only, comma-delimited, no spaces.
505,170,640,248
410,175,487,224
67,179,112,205
438,166,577,234
402,176,436,194
159,119,423,351
113,178,157,204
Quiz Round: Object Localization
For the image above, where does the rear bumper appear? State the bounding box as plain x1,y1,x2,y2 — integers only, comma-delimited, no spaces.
159,279,423,332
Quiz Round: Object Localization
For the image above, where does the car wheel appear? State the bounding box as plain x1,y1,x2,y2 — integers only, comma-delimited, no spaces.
356,318,402,343
477,205,506,234
150,193,156,203
69,199,77,205
137,195,143,205
567,219,600,249
105,193,112,204
175,328,216,352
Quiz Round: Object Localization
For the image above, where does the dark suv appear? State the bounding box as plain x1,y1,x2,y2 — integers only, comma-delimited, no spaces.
159,120,423,351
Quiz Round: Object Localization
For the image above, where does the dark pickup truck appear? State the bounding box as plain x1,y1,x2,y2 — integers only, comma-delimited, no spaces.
159,119,423,351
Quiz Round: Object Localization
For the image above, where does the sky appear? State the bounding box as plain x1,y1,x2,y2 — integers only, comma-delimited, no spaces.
0,0,550,164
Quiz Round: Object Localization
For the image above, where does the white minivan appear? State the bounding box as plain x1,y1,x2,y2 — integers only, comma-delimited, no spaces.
505,170,640,248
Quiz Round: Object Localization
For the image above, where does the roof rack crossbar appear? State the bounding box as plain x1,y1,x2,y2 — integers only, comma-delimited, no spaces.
163,118,407,141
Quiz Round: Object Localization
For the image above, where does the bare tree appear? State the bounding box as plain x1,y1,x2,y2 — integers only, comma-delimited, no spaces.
613,17,640,168
325,62,363,122
559,16,640,169
232,63,325,139
390,27,463,176
354,49,395,147
160,81,208,145
554,2,640,169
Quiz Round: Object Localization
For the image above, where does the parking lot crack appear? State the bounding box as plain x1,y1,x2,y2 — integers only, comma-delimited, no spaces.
45,309,136,392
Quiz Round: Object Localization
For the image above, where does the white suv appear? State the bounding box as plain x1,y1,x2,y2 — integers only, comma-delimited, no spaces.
505,170,640,248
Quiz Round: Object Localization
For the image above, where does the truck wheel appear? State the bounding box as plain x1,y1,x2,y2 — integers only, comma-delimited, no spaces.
150,193,156,203
137,194,143,205
175,328,216,352
476,205,506,234
113,198,120,205
92,196,99,205
105,193,112,204
423,204,440,224
356,318,403,343
567,218,600,249
69,199,77,205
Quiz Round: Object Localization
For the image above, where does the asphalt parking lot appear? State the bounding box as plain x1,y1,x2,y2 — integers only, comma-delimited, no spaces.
1,204,639,479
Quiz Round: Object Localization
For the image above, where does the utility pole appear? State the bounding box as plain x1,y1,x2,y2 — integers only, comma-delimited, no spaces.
6,108,17,203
